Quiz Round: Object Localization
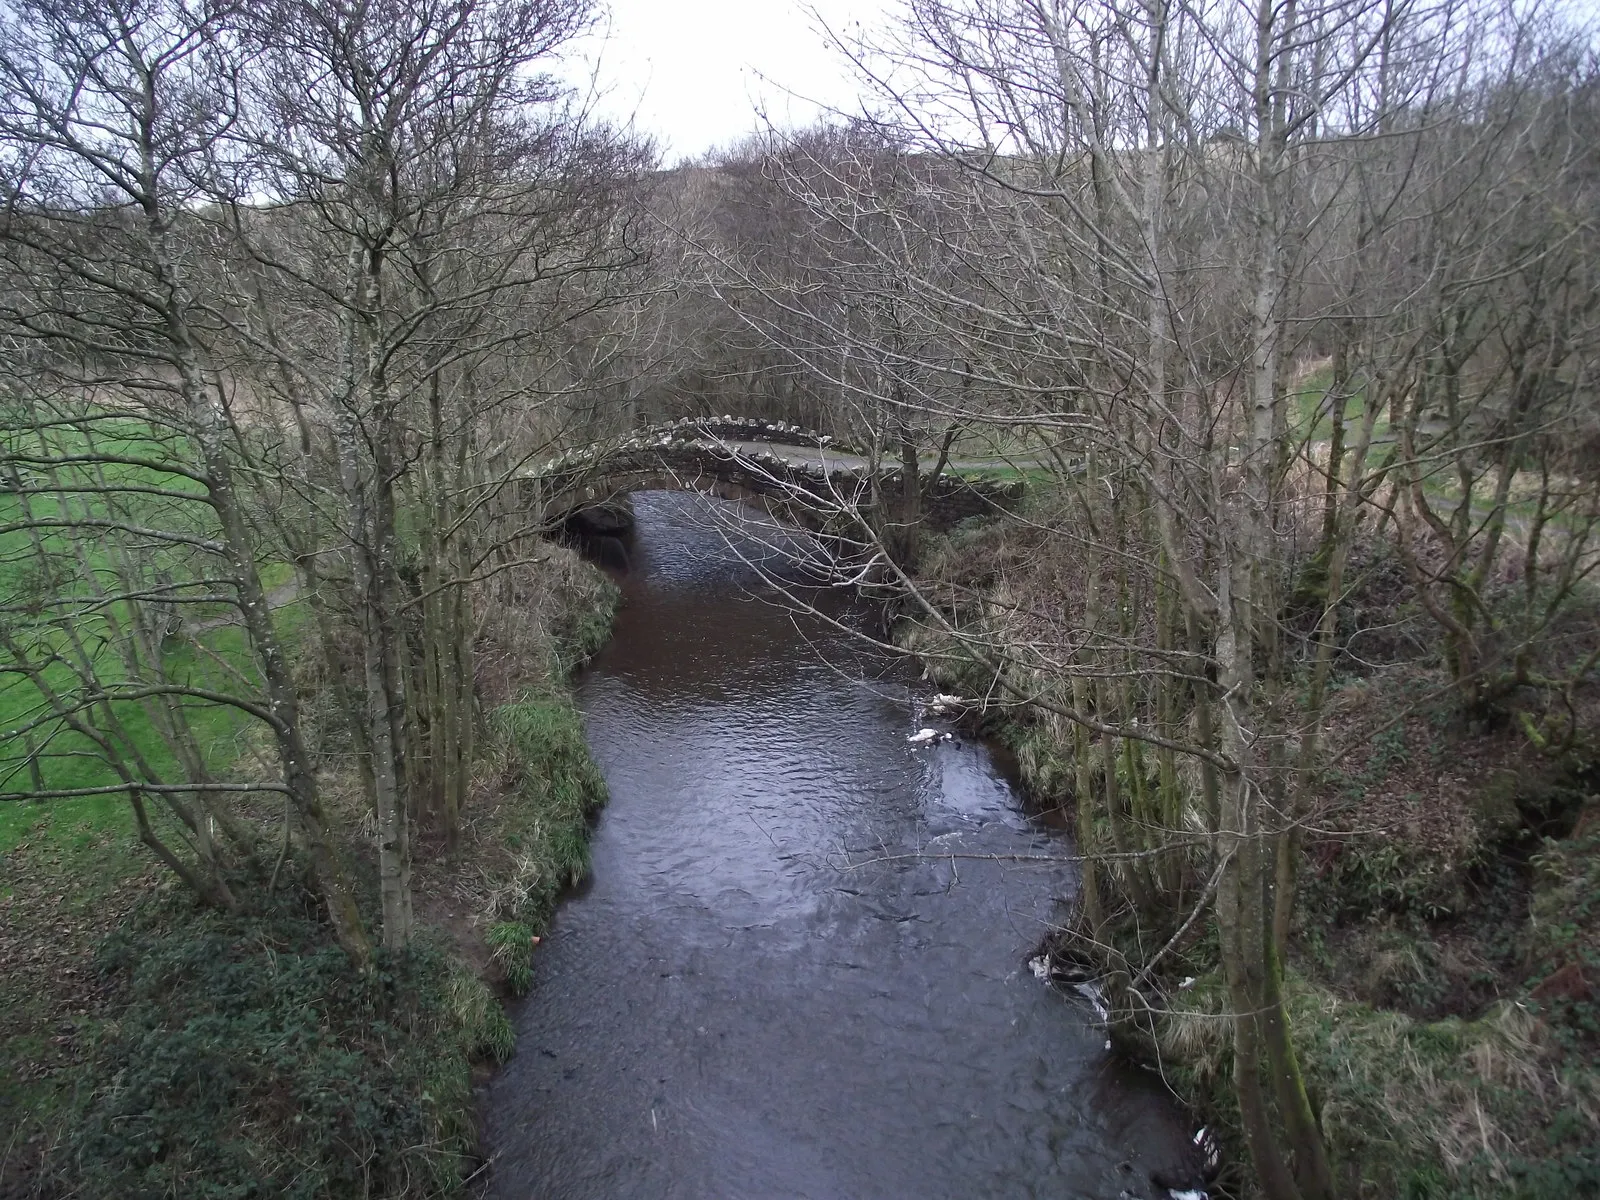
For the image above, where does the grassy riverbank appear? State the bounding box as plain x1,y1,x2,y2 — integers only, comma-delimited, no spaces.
0,547,619,1198
901,515,1600,1200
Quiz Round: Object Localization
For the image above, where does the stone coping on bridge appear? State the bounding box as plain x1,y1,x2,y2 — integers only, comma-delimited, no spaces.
669,417,836,449
530,423,1025,494
526,420,1024,536
530,417,840,476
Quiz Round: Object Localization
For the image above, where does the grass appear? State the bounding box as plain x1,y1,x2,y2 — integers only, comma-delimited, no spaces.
953,463,1054,487
1283,364,1589,540
4,412,626,1196
1,417,304,1172
484,921,537,996
0,414,305,854
0,608,300,1189
0,405,637,1191
0,614,303,855
1287,361,1397,448
483,692,609,925
3,615,620,1196
1162,973,1600,1200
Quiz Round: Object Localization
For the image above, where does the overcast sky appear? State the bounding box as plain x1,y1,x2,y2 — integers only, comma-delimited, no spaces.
565,0,897,162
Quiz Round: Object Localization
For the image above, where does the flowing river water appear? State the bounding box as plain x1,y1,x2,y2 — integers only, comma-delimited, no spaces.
483,492,1198,1200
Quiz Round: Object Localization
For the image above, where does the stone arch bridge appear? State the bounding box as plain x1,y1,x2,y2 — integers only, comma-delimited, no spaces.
519,417,1024,541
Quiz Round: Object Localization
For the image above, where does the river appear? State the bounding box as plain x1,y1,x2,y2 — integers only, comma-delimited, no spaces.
483,491,1198,1200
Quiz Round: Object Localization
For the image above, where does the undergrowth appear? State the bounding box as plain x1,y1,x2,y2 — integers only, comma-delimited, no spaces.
905,516,1600,1200
1162,973,1600,1200
5,543,622,1197
51,888,500,1200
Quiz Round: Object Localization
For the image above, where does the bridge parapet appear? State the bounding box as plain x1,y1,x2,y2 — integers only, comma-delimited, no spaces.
522,420,1020,535
531,418,837,477
663,416,838,449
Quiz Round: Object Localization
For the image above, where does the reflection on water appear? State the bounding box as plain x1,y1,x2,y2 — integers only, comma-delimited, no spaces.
483,492,1193,1200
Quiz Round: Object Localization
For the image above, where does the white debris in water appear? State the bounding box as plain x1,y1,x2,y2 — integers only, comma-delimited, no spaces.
1028,953,1052,981
1193,1125,1221,1174
1167,1191,1208,1200
907,727,949,745
1074,980,1110,1022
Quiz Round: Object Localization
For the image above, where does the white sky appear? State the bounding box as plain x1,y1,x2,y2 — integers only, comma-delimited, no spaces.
566,0,897,162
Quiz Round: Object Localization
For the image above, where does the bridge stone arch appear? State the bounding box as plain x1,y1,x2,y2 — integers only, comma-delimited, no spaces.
520,420,1022,541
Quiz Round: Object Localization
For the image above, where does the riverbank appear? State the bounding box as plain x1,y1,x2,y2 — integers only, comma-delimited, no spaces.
0,544,620,1198
898,515,1600,1200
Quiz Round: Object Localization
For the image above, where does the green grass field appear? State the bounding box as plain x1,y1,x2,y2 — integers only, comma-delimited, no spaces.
0,415,300,856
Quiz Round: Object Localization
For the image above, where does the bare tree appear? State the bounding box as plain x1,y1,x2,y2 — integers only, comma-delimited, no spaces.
211,0,647,947
0,0,371,960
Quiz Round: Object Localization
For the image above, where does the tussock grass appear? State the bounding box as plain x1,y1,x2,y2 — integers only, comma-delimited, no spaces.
1161,973,1600,1199
445,970,516,1064
484,921,536,996
485,693,607,926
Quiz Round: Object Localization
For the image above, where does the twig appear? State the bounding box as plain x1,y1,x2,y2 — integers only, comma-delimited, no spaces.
1130,846,1232,991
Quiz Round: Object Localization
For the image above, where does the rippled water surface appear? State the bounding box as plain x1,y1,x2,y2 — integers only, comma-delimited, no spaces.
484,492,1191,1200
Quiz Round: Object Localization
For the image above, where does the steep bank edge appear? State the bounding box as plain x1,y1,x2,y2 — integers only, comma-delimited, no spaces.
441,558,623,1146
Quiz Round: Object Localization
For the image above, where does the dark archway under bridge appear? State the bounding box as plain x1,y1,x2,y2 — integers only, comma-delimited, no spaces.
521,418,1026,550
